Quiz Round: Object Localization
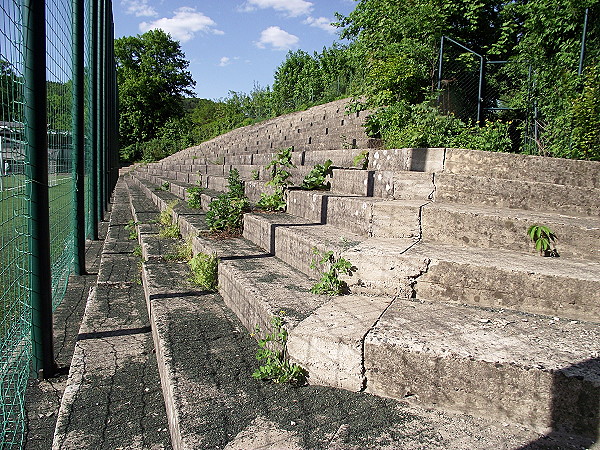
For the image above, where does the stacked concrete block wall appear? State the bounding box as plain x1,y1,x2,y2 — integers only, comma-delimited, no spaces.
126,98,600,444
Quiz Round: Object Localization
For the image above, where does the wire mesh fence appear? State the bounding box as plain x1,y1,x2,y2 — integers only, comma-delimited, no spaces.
0,0,117,446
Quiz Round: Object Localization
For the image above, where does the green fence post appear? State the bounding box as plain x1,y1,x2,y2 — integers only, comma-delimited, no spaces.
72,0,86,275
23,0,56,378
90,0,99,239
96,0,105,220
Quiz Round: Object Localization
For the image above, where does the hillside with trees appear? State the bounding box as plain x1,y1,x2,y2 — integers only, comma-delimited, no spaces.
117,0,599,163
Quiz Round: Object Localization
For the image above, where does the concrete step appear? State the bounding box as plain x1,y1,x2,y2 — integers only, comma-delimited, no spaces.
127,174,599,444
444,147,600,188
125,178,560,449
330,169,435,199
288,189,426,238
422,202,600,261
364,297,600,438
434,172,600,216
405,242,600,322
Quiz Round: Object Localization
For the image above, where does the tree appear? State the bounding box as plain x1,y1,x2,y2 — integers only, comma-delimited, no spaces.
115,29,195,147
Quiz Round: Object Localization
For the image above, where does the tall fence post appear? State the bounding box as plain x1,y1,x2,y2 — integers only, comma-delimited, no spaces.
23,0,56,378
72,0,86,275
90,0,99,240
96,0,105,221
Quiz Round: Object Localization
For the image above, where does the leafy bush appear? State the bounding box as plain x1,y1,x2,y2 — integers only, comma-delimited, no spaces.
570,66,600,161
206,195,250,232
365,101,512,153
252,312,307,385
188,252,218,291
205,169,250,233
266,147,295,189
301,160,333,190
353,150,369,169
186,186,204,209
256,188,287,212
158,200,180,239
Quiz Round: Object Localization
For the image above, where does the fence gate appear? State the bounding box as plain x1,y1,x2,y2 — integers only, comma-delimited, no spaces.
437,36,514,124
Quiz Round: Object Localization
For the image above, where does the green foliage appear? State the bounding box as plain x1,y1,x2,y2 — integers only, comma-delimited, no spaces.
256,189,287,212
570,66,600,161
120,138,183,163
252,312,307,385
301,160,333,190
527,225,558,257
266,147,295,188
158,200,180,239
310,249,356,295
205,169,250,233
124,220,138,240
115,29,195,148
353,150,369,169
186,186,204,209
188,252,218,291
133,245,143,258
251,169,260,180
159,182,170,191
366,101,512,152
164,239,193,262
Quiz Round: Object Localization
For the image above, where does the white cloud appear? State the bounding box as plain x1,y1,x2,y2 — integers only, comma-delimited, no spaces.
255,26,299,50
219,57,231,67
241,0,313,17
304,16,336,34
139,7,224,43
122,0,157,17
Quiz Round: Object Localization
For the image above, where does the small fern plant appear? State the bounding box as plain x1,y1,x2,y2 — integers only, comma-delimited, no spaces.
527,225,558,257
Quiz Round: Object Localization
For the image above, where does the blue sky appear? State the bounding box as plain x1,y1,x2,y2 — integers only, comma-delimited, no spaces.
113,0,357,100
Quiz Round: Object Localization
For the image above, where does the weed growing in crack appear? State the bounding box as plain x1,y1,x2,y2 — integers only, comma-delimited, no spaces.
164,239,193,262
256,147,295,211
186,186,205,209
206,169,250,233
301,159,333,190
310,248,356,295
188,252,218,291
353,150,369,169
158,200,180,239
252,311,307,385
527,225,559,257
125,220,138,240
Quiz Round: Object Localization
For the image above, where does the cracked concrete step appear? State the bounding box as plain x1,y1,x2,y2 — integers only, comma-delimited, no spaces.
288,189,427,238
404,242,600,322
368,147,446,172
422,202,600,261
434,172,600,217
364,297,600,438
128,192,555,450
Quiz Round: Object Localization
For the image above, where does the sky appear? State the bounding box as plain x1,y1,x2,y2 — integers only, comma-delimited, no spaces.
113,0,357,100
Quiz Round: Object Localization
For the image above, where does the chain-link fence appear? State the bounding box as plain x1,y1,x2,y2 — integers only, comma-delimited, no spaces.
0,0,118,446
437,6,597,158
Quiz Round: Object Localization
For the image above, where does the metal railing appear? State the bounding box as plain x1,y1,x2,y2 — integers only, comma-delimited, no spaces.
0,0,118,446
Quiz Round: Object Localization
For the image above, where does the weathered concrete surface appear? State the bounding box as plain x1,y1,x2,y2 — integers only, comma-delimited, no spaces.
409,242,600,322
444,147,600,188
364,297,600,437
52,181,171,450
421,202,600,261
434,173,600,216
369,148,446,172
287,295,393,391
24,224,106,449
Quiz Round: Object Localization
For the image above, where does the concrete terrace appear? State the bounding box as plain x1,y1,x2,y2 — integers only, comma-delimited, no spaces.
30,99,600,449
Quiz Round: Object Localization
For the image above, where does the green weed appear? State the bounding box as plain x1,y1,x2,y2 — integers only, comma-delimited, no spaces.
301,159,333,190
527,225,558,257
252,312,306,385
188,252,218,291
125,220,138,240
310,249,356,295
